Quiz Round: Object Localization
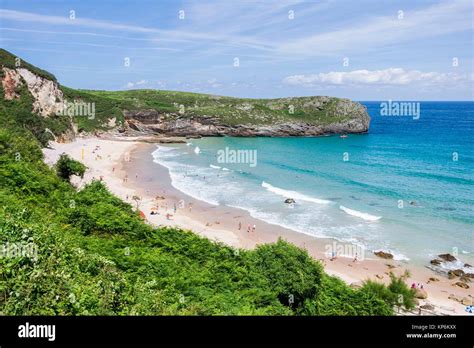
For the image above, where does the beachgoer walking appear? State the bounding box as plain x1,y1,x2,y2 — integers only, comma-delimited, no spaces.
238,222,242,230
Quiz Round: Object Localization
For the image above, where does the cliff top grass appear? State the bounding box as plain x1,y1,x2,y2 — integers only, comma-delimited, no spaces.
78,88,358,126
0,48,57,82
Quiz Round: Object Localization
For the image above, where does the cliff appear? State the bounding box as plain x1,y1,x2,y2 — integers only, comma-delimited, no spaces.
0,49,370,139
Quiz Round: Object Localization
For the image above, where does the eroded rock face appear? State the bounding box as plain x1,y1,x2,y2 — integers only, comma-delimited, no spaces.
1,68,22,100
17,68,64,116
1,67,64,116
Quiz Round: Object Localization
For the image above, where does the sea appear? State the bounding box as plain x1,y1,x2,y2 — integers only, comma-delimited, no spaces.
150,101,474,267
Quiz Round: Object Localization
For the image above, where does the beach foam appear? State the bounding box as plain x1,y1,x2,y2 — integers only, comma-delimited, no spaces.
261,181,332,204
339,205,381,222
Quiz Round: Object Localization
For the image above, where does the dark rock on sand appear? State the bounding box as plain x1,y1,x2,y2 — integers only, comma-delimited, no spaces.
420,303,435,311
430,259,442,266
454,282,469,289
284,198,296,204
415,288,428,299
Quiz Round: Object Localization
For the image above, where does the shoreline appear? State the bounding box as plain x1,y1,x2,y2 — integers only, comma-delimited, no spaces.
43,136,473,315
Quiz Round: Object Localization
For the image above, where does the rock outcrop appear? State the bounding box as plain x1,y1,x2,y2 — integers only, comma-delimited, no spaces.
121,98,370,137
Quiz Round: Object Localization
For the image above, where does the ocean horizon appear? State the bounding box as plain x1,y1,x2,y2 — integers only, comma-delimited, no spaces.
150,101,474,266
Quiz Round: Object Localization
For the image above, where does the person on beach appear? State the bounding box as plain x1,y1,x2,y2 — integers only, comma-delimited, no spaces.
252,224,256,233
247,225,251,233
238,222,241,231
174,204,177,213
352,253,358,263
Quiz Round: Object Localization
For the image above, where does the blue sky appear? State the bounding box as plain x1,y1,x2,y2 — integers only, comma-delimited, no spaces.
0,0,472,100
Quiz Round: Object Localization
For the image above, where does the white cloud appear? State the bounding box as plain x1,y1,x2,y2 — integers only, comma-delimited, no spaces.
125,79,148,88
283,68,471,86
279,0,473,56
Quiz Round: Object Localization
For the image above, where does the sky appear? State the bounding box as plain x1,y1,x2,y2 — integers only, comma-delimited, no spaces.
0,0,472,100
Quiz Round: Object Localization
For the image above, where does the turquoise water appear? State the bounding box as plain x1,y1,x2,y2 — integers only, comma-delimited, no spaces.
151,102,474,264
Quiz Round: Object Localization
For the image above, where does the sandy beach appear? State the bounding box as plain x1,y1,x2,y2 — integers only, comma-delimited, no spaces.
42,136,473,315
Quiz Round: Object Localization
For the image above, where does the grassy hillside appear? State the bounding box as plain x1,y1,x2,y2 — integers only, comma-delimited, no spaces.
81,89,353,126
0,50,413,315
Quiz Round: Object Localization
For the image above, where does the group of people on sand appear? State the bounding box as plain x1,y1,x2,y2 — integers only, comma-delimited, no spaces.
411,282,424,290
237,222,256,233
148,195,180,221
329,252,359,263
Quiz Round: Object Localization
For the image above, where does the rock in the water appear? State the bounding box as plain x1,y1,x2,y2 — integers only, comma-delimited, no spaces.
415,288,428,299
438,253,457,262
284,198,296,204
374,251,393,259
454,282,469,289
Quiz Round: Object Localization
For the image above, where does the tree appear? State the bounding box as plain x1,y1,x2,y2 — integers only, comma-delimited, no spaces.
56,153,86,182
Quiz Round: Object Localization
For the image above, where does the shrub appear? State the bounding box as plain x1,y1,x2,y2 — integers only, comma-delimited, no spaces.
56,153,86,182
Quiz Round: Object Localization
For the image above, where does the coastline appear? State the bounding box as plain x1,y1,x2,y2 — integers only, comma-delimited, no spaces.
42,136,473,315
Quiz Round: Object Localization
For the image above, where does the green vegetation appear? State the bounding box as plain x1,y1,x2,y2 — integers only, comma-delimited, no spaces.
0,48,57,82
56,153,86,182
78,89,353,126
0,49,413,316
